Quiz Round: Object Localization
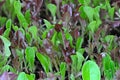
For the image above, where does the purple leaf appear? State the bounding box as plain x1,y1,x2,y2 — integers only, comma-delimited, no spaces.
0,72,17,80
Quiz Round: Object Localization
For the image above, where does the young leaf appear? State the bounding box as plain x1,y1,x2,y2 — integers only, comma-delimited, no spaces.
17,12,28,29
78,0,91,5
70,74,75,80
51,31,57,45
76,37,83,51
108,7,115,20
28,26,38,40
14,1,21,13
82,60,101,80
76,51,84,71
36,52,52,74
60,62,66,80
17,72,28,80
3,28,11,39
83,6,94,22
65,32,73,47
104,35,114,43
25,47,36,72
6,19,12,29
0,16,7,26
43,19,52,29
26,74,35,80
87,21,97,33
79,6,87,19
25,9,31,24
71,51,84,73
47,3,57,17
0,36,11,57
102,53,116,80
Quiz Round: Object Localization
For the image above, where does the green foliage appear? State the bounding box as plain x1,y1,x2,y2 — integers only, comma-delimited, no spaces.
14,1,28,29
43,19,53,30
60,62,66,80
25,9,31,24
28,26,38,40
76,37,83,51
0,36,11,58
25,47,36,72
82,60,101,80
36,52,52,74
78,0,91,5
47,3,57,17
6,19,12,29
87,21,97,33
102,53,116,80
83,6,94,22
0,16,7,26
0,0,118,79
71,51,84,74
17,72,35,80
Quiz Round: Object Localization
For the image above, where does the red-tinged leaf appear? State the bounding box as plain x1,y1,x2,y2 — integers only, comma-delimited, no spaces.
0,26,5,35
111,21,120,28
0,72,17,80
115,70,120,80
46,29,54,38
11,30,27,48
71,27,80,39
43,39,53,54
12,56,20,70
0,1,5,7
61,4,73,17
55,24,63,32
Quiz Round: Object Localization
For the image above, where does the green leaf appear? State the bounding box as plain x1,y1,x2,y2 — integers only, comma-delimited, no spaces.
79,6,87,19
65,32,73,47
78,0,91,5
82,60,101,80
70,74,75,80
60,62,66,80
102,53,115,80
0,17,7,26
3,28,11,39
12,25,19,31
76,37,83,51
25,9,31,24
76,52,84,71
87,21,97,33
83,6,94,22
108,7,115,20
28,26,38,40
43,19,52,29
1,65,15,73
17,72,35,80
42,30,48,39
0,36,11,57
71,51,84,73
25,32,32,44
25,47,36,72
26,74,35,80
47,3,57,17
104,35,114,43
36,52,52,74
17,12,28,29
14,1,21,13
17,72,28,80
51,31,57,45
6,19,12,29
